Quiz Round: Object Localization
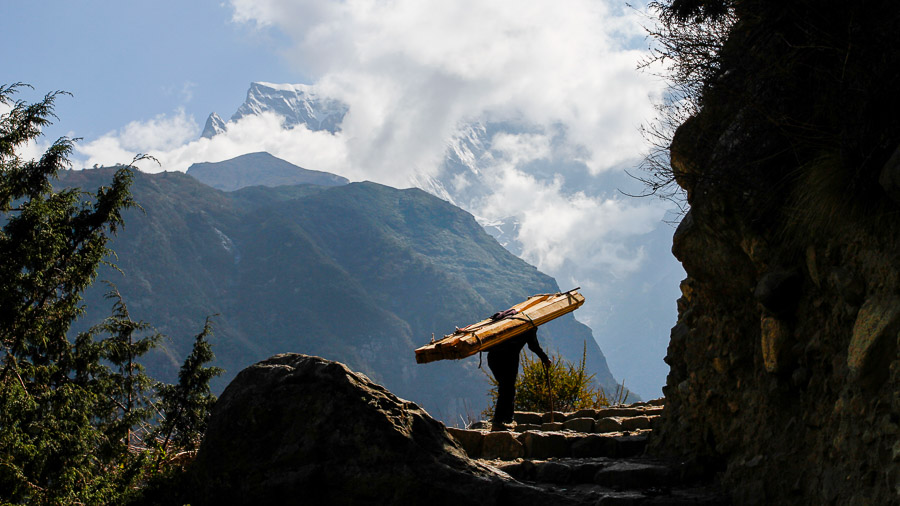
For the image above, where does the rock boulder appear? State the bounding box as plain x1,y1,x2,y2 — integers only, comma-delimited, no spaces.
190,354,536,504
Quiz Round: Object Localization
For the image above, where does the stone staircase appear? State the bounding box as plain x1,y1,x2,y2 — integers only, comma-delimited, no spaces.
446,399,729,505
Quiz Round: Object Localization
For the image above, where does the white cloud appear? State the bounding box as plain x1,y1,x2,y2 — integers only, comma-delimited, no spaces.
80,0,664,188
162,81,198,104
228,0,663,180
76,111,351,176
116,109,197,152
475,162,660,275
490,132,552,166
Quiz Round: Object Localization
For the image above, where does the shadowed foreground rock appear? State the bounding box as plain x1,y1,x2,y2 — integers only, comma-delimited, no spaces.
189,353,569,505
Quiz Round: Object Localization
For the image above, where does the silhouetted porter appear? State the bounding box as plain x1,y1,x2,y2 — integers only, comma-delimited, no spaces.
487,327,550,427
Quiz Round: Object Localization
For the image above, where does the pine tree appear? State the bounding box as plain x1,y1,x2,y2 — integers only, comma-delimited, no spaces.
89,284,162,457
154,317,223,462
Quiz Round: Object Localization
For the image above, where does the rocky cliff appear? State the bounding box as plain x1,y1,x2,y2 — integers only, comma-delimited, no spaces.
649,1,900,504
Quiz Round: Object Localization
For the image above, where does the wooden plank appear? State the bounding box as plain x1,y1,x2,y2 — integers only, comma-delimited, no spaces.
414,290,585,364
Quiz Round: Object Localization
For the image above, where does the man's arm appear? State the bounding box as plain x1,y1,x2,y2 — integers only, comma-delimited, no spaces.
525,329,551,367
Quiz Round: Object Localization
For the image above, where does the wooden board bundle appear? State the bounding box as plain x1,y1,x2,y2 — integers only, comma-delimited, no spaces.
414,289,585,364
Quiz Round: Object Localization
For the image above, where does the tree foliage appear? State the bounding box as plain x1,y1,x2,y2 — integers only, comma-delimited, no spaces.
154,317,223,459
0,83,222,504
86,284,163,458
0,82,140,502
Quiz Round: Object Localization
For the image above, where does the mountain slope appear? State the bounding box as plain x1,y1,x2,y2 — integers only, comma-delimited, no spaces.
61,168,624,423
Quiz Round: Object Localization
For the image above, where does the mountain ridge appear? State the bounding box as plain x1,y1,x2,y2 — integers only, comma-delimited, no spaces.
186,151,349,191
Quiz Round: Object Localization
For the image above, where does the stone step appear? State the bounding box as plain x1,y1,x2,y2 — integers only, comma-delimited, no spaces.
510,405,664,426
470,414,658,434
447,427,650,460
467,401,664,435
445,400,727,504
492,457,728,505
524,484,729,505
451,401,665,460
495,457,687,488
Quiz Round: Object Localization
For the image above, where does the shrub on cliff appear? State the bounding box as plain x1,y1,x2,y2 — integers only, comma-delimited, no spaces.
632,0,735,205
637,0,900,227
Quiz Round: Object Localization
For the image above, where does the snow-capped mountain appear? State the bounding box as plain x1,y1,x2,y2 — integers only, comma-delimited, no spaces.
201,112,227,139
201,82,349,138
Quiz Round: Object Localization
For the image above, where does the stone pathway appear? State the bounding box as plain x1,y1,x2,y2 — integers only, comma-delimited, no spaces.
446,399,730,505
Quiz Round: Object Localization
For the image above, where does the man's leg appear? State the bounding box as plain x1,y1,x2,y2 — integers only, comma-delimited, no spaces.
488,350,519,425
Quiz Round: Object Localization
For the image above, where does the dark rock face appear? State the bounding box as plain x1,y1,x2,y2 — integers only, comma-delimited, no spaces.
190,354,564,505
650,2,900,504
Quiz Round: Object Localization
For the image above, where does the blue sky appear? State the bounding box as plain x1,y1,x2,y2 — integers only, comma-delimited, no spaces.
3,1,300,141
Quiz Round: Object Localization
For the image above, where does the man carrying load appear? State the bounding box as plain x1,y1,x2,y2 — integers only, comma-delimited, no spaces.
413,289,585,430
487,326,551,431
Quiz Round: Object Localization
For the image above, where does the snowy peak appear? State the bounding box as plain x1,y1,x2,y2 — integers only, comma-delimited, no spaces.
447,122,490,176
201,112,227,139
231,82,349,133
200,82,349,140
